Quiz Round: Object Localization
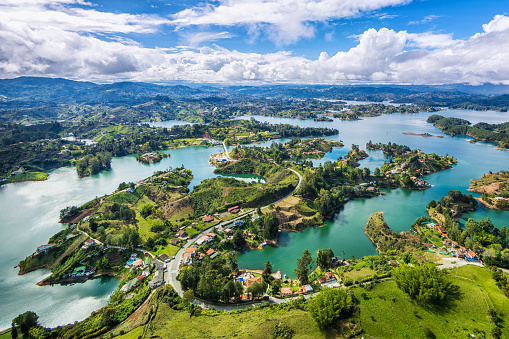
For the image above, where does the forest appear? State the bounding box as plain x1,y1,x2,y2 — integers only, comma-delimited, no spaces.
427,114,509,148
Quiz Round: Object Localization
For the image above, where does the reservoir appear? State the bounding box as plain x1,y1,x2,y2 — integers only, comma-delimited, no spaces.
1,110,508,329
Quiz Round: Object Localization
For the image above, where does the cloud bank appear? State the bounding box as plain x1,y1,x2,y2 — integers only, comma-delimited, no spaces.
1,0,509,85
171,0,412,44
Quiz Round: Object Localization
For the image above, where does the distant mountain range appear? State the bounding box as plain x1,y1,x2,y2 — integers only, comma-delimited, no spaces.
1,77,509,111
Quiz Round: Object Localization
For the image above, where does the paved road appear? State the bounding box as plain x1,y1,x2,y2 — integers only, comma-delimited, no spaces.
222,142,233,161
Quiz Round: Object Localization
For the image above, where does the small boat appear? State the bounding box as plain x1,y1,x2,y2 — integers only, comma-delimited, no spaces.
260,242,267,247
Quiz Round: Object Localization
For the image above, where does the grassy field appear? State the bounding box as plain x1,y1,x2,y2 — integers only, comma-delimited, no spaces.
0,329,11,339
343,267,377,281
4,171,48,183
152,243,180,257
116,303,326,339
107,265,508,339
353,265,507,339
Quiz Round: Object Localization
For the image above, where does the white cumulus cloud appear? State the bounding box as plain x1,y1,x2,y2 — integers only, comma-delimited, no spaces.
1,7,509,85
170,0,412,44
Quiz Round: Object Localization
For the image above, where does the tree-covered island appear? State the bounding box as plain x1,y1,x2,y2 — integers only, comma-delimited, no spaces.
427,114,509,149
468,171,509,209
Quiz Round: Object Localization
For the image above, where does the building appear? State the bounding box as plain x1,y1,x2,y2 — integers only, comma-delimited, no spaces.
11,167,24,175
233,220,244,228
36,244,55,253
177,230,188,238
203,215,214,222
185,247,197,256
246,276,263,288
159,254,170,263
81,238,97,249
299,285,313,294
170,238,180,245
281,287,293,295
228,206,240,213
148,267,164,289
132,259,144,268
465,251,480,262
324,272,336,282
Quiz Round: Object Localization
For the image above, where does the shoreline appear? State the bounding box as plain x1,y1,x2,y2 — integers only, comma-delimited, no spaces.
37,271,118,286
473,197,509,211
402,132,444,138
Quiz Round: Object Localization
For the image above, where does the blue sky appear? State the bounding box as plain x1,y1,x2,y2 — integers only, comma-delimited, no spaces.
0,0,508,84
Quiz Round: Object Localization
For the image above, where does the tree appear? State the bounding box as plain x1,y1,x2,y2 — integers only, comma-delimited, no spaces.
392,263,453,304
316,248,334,270
264,260,273,275
308,288,352,329
271,279,282,295
183,289,195,304
374,167,381,176
140,204,153,219
232,230,245,251
247,281,267,298
11,325,17,339
12,311,39,335
295,249,313,285
314,189,337,217
89,218,98,232
262,212,279,240
128,229,140,247
363,167,370,178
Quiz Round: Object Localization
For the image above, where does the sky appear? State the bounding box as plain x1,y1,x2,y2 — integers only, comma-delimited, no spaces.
0,0,508,85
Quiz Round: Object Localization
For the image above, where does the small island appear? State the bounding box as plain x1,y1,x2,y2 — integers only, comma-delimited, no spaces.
367,141,457,190
468,171,509,209
427,114,509,150
136,152,170,164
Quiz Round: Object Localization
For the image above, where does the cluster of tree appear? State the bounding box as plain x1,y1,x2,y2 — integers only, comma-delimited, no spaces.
316,248,335,270
338,104,437,120
178,255,248,303
136,152,168,164
76,152,111,177
469,171,509,208
339,146,369,167
365,213,426,253
392,263,454,304
103,203,136,222
427,115,509,148
427,190,478,216
490,266,509,298
0,136,79,177
11,311,40,339
308,288,353,329
314,188,343,218
366,140,411,155
294,249,314,285
59,205,81,220
0,122,65,146
117,181,135,191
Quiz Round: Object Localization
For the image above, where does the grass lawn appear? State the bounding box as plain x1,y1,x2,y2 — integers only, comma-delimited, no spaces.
353,265,508,339
151,243,180,258
5,171,48,183
0,329,11,339
343,267,376,281
117,302,325,339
